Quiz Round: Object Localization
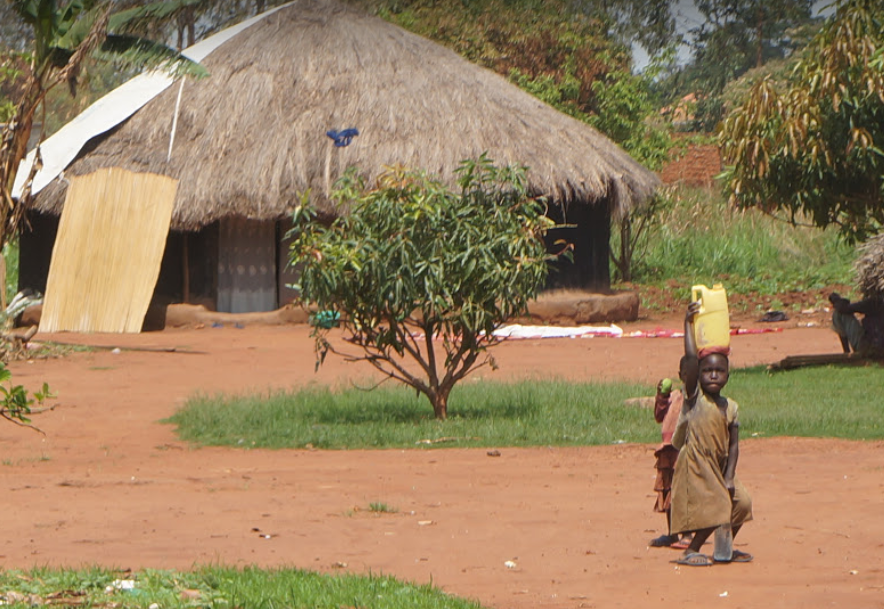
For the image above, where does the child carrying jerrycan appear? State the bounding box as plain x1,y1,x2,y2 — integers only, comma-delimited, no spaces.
668,284,755,567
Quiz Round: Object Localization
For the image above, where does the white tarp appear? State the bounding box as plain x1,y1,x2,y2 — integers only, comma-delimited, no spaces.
493,324,624,339
12,2,292,200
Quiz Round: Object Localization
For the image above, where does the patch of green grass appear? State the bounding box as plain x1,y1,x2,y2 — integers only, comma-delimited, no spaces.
165,379,654,450
166,362,884,450
730,365,884,439
0,565,484,609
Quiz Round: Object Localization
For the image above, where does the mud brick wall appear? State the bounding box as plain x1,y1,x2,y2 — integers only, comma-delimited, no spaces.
659,142,723,187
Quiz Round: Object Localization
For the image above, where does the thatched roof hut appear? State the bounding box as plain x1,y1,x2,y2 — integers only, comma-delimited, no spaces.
855,233,884,298
22,0,659,314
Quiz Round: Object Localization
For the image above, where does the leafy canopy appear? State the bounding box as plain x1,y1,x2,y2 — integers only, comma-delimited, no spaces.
719,0,884,242
289,156,557,420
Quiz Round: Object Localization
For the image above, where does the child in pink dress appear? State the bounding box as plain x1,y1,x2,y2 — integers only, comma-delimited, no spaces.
649,357,692,549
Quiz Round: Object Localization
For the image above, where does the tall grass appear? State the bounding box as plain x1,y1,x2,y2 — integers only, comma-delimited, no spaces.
624,185,854,295
167,363,884,450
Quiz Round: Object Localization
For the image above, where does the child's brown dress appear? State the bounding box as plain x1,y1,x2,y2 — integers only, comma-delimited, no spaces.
669,391,753,535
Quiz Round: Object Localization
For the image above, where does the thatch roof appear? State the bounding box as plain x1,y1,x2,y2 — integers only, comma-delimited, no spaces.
855,233,884,298
30,0,659,230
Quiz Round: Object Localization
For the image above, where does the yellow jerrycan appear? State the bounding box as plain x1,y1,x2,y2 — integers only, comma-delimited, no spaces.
690,283,730,351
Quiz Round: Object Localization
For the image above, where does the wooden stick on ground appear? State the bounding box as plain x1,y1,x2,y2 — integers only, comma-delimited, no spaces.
768,352,870,371
27,340,206,355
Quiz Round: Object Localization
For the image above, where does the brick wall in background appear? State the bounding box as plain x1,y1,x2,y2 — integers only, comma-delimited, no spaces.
659,142,723,187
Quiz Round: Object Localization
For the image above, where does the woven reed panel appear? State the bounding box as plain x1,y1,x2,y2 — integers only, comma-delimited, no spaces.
40,168,177,333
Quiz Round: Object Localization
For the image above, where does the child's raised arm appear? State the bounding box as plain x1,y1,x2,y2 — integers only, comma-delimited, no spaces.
682,302,700,401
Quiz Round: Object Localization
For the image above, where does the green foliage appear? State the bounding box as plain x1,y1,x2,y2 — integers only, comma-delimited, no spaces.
0,50,28,122
0,361,53,429
588,59,673,171
623,184,854,295
289,157,557,419
719,0,884,242
508,68,588,121
368,0,678,189
0,565,485,609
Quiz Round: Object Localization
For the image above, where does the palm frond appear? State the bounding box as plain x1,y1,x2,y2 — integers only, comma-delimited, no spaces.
96,34,209,79
108,0,207,35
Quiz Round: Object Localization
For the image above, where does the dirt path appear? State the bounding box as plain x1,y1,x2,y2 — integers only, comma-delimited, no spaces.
1,316,882,609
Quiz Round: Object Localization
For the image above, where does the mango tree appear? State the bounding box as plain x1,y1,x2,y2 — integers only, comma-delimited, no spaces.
719,0,884,242
289,157,559,420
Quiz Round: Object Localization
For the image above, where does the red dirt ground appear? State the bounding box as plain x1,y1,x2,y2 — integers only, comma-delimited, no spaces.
1,310,883,609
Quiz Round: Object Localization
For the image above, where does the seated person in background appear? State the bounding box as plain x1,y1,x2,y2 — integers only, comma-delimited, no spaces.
829,292,884,357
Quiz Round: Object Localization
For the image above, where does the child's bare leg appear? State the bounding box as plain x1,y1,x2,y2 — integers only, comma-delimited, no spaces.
683,527,715,555
721,523,753,562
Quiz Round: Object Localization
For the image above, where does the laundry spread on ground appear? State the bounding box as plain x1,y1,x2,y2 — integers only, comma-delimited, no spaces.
490,324,784,340
413,324,783,341
493,324,624,339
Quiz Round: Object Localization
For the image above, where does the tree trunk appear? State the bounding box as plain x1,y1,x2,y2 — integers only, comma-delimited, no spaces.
431,390,448,420
1,87,39,250
0,254,6,312
619,214,633,283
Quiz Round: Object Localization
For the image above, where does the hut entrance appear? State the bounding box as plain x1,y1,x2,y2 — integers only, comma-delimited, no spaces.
543,201,611,291
217,218,277,313
161,218,300,314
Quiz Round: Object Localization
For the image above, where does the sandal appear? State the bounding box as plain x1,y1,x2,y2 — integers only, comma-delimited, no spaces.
671,537,691,550
715,549,754,563
649,534,678,547
673,552,714,567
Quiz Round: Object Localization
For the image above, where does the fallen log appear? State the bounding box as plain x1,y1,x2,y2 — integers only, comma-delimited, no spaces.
768,352,874,371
